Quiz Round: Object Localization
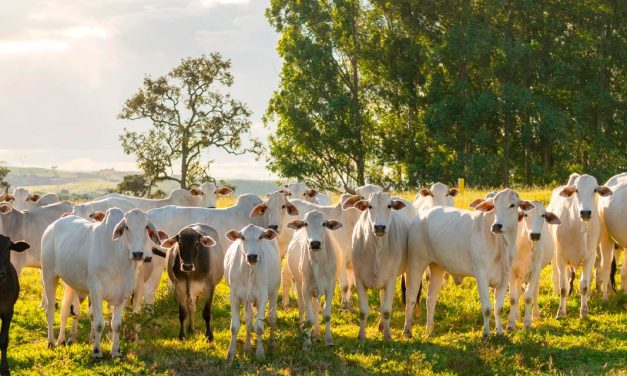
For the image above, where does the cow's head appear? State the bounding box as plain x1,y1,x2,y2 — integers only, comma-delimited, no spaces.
473,189,535,234
418,182,458,207
161,226,215,273
250,191,298,234
189,182,233,209
558,174,612,221
285,183,318,203
350,191,405,237
112,209,164,261
518,201,561,241
0,234,29,283
226,224,277,266
288,210,342,251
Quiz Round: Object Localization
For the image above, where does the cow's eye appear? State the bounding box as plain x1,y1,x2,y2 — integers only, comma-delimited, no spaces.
509,204,515,208
368,205,373,209
281,205,286,209
524,214,528,217
387,204,392,208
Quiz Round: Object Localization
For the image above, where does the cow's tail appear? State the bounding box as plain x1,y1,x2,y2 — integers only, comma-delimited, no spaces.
610,252,617,292
568,267,576,296
401,274,422,307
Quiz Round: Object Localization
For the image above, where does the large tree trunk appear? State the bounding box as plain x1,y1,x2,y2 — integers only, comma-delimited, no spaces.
350,0,365,186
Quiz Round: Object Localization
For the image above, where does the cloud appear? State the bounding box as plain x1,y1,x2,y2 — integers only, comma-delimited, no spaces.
0,39,70,55
59,25,109,39
198,0,251,8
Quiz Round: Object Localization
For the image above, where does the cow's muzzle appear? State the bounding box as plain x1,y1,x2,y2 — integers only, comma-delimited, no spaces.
580,210,592,221
132,252,144,261
530,233,541,241
309,240,321,250
491,223,503,233
374,225,386,237
181,263,195,272
247,254,258,264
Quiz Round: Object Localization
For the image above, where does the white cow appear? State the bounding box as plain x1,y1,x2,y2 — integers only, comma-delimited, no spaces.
143,194,267,306
404,189,535,337
41,208,162,358
104,182,231,211
547,174,612,318
349,191,408,342
282,183,332,205
71,197,136,220
598,178,627,295
224,225,280,360
604,172,627,187
10,188,60,211
507,201,561,330
287,211,342,349
413,182,458,213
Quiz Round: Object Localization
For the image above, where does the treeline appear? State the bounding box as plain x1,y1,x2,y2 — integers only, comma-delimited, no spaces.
265,0,625,190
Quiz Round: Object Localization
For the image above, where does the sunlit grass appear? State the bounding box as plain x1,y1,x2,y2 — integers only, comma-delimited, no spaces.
6,189,626,375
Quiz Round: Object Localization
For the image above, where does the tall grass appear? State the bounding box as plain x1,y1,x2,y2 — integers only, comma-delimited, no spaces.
6,189,626,375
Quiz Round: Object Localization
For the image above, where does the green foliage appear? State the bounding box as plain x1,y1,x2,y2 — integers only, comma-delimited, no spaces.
267,0,626,188
119,53,261,189
0,161,9,189
113,174,152,197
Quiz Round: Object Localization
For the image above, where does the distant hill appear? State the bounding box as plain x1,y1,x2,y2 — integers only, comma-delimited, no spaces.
5,166,282,198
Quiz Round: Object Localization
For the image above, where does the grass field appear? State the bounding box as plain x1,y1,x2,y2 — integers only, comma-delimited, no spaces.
5,189,627,375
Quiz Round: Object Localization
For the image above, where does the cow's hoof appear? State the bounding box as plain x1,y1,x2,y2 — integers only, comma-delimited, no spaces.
47,342,55,350
506,323,516,332
482,330,489,339
226,350,236,362
255,348,265,360
555,310,566,319
403,329,413,339
112,352,123,360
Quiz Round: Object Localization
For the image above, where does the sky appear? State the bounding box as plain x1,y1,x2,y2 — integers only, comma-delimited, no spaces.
0,0,280,180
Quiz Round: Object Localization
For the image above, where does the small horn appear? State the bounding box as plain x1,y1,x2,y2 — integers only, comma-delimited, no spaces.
383,183,393,192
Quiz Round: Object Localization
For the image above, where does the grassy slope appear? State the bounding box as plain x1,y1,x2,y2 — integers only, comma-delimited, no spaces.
6,190,627,375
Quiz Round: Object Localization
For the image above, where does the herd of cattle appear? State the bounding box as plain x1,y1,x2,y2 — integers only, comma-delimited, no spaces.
0,174,625,372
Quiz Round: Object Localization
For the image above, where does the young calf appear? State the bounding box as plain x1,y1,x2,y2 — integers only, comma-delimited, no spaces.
41,208,162,358
287,211,342,350
0,235,29,376
161,224,223,341
348,191,408,343
507,201,561,330
224,225,280,361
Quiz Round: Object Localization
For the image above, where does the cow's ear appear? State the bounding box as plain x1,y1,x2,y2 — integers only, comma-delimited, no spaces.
286,202,299,216
157,231,169,242
249,203,268,217
90,211,106,222
200,236,216,247
353,200,369,211
262,229,278,240
419,188,432,197
226,230,243,242
595,186,612,197
278,189,291,196
189,188,203,196
28,194,41,202
390,200,406,210
10,241,30,253
469,198,484,208
475,201,495,212
145,223,161,246
342,195,361,210
448,188,459,197
559,186,577,198
152,247,167,258
518,211,525,222
304,189,318,198
543,212,561,225
323,220,342,230
287,220,307,230
161,236,179,248
0,204,13,214
216,186,233,195
113,219,126,240
518,200,535,212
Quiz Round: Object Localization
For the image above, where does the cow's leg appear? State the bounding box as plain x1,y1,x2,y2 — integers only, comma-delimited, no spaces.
380,277,396,342
425,265,446,337
56,285,76,346
143,260,164,308
323,284,335,347
377,289,385,333
243,301,253,354
403,262,428,338
203,284,215,342
598,228,614,301
494,279,508,336
0,310,13,376
226,294,240,361
268,288,278,350
90,297,105,358
294,279,305,327
177,301,187,340
110,302,125,358
347,266,356,304
556,256,569,318
551,255,560,297
188,295,196,334
254,293,268,360
302,291,314,351
42,272,58,349
580,253,595,318
281,262,292,309
507,276,520,331
337,258,350,308
524,258,543,328
619,247,627,291
475,272,492,338
312,297,321,340
355,278,369,344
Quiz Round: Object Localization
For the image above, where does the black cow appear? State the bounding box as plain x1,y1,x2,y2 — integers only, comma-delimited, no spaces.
0,235,30,376
161,224,223,342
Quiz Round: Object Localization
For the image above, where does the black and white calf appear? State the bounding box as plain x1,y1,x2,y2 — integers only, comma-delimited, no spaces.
0,235,30,376
161,224,223,342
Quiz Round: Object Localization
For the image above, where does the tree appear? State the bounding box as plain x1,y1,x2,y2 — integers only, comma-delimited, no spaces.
119,53,261,189
265,0,372,190
0,162,9,190
113,174,152,197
